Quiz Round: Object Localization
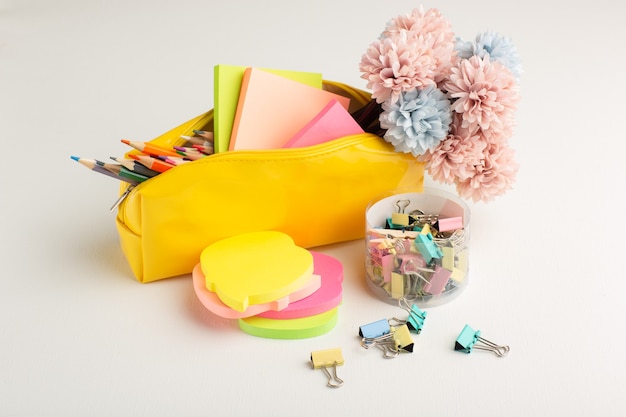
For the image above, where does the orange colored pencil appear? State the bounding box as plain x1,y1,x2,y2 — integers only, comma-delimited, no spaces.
121,139,180,157
134,155,175,173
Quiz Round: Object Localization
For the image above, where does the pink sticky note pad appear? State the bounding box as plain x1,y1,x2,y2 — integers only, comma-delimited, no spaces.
192,263,322,319
257,251,343,319
282,99,364,148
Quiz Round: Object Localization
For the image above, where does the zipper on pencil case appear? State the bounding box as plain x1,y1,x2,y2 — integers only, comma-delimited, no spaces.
113,132,378,214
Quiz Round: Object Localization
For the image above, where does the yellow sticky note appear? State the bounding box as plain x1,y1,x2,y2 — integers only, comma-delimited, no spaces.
200,231,313,312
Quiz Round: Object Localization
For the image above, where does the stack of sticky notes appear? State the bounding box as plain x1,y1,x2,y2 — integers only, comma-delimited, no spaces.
213,64,363,153
192,231,344,339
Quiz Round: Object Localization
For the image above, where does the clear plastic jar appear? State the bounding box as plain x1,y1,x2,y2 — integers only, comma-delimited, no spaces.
365,188,470,307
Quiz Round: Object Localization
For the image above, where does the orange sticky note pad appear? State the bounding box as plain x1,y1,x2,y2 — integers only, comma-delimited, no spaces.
213,64,323,153
229,68,351,151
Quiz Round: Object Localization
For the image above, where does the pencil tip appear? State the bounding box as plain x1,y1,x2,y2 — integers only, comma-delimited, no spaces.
121,139,130,144
70,155,79,161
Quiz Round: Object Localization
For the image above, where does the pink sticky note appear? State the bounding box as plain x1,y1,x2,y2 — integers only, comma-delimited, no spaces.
257,251,343,319
282,99,364,148
229,68,350,151
192,263,322,319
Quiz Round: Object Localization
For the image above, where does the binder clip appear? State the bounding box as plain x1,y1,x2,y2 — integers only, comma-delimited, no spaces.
390,297,427,334
358,318,391,339
414,224,443,264
360,324,414,358
408,209,439,229
310,348,344,388
387,199,411,229
455,324,510,357
423,265,452,295
436,216,463,233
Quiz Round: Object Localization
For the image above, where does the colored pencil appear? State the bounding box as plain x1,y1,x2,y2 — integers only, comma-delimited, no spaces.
156,155,190,166
191,144,214,155
110,157,159,177
173,146,201,153
70,156,140,185
192,130,214,141
133,155,176,173
94,159,123,175
121,139,180,157
118,166,150,183
94,159,149,183
174,149,204,161
181,135,212,147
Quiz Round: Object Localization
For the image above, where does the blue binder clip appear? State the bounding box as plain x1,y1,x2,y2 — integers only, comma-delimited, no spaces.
400,297,428,333
361,324,414,358
455,324,510,357
359,318,391,339
413,226,443,264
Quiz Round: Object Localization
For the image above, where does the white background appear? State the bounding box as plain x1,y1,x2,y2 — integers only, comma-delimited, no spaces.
1,0,625,416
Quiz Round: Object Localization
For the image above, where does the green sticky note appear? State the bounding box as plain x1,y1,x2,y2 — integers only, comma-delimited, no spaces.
238,308,339,339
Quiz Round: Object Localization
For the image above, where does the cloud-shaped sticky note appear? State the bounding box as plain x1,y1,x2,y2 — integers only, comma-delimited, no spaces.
257,251,343,319
238,308,339,339
200,231,314,312
192,263,322,319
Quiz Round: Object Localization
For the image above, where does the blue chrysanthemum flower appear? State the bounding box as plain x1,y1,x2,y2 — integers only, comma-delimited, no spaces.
456,31,522,80
379,85,452,157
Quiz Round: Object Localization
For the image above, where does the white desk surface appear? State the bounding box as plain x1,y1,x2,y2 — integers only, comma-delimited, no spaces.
2,1,625,416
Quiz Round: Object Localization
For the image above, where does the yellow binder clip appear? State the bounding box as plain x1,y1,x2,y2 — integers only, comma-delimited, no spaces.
310,348,344,388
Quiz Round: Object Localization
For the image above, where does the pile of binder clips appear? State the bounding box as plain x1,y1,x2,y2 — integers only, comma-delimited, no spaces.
366,198,469,304
309,297,509,388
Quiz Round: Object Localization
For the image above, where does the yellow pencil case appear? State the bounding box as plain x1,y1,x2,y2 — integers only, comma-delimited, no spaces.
115,80,425,283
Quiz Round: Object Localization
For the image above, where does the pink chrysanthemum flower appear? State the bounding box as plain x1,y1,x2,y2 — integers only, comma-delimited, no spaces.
383,7,457,83
444,55,519,133
422,114,487,184
481,120,514,144
359,30,437,104
455,139,519,202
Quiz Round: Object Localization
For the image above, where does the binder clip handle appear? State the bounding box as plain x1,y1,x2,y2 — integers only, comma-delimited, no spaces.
474,335,510,357
395,199,410,214
360,334,399,359
320,362,344,388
